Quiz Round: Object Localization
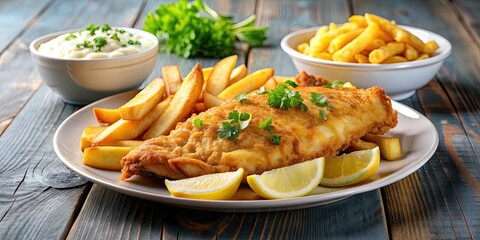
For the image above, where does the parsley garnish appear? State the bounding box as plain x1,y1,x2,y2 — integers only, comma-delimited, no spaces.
111,33,120,41
218,110,251,140
269,134,282,145
102,24,111,32
86,24,99,35
284,80,298,88
256,86,268,95
76,41,92,49
310,92,332,120
324,81,345,89
118,29,126,34
65,33,77,40
259,117,282,145
235,93,248,103
267,83,308,111
194,118,203,128
93,37,107,52
121,43,127,47
128,39,141,45
143,0,267,58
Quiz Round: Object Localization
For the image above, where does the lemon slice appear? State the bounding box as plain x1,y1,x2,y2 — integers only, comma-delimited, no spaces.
164,168,244,200
320,147,380,187
246,157,325,199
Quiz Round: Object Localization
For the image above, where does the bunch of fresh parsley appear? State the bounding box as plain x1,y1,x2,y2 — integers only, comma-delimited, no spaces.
143,0,268,58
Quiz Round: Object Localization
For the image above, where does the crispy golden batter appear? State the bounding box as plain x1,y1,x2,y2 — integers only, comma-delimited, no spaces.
121,86,397,181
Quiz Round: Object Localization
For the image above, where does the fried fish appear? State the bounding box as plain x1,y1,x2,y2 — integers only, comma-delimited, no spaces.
121,86,397,181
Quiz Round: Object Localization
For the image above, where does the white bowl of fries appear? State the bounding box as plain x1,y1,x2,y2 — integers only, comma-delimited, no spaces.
30,27,159,105
281,17,451,100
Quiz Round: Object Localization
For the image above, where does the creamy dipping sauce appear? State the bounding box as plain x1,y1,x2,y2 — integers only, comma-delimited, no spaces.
37,24,155,59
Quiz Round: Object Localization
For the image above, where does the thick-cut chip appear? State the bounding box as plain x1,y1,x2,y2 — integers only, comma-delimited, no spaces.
362,134,402,160
194,102,207,113
204,91,225,109
143,63,204,139
332,22,379,62
382,55,407,64
263,77,278,90
119,78,165,121
230,64,248,84
206,55,237,95
80,126,105,151
328,28,365,53
369,42,405,63
403,43,419,61
347,139,378,152
93,108,121,125
354,53,369,63
83,146,135,170
217,68,274,100
162,66,182,95
91,96,172,146
97,140,144,147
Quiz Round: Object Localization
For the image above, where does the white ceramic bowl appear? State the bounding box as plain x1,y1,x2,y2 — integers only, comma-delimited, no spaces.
30,27,158,105
281,25,451,100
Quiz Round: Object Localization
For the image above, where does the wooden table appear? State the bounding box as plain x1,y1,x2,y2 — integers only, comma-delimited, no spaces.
1,0,478,239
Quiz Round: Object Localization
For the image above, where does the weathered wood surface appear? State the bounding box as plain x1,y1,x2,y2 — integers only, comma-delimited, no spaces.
0,0,478,239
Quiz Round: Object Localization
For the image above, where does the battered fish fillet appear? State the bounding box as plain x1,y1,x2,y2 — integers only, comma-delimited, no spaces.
121,86,397,181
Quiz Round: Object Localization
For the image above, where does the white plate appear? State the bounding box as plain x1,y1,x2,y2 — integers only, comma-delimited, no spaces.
54,90,439,212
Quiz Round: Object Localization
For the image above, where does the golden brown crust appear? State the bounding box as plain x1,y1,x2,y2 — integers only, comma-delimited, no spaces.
121,86,397,181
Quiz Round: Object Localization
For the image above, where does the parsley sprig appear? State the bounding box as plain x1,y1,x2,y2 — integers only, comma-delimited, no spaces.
266,81,308,111
324,81,345,89
310,92,332,120
218,110,251,140
143,0,268,58
259,117,282,145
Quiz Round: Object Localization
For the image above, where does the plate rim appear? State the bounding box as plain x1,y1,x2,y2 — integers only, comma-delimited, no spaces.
54,90,439,212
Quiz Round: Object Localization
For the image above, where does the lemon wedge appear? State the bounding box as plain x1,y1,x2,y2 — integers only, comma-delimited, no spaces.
320,147,380,187
246,157,325,199
164,168,244,200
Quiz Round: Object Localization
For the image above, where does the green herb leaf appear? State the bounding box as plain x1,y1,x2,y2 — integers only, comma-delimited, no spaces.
102,24,111,32
284,80,298,88
142,0,268,58
269,134,282,145
194,118,203,128
128,39,141,45
218,121,240,140
235,93,248,103
65,33,77,40
256,86,268,95
111,33,120,41
259,117,273,132
93,37,107,52
86,24,99,35
267,84,308,111
324,81,345,89
319,109,328,120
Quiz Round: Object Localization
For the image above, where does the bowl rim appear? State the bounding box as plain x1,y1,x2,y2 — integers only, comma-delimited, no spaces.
29,26,159,62
280,25,452,69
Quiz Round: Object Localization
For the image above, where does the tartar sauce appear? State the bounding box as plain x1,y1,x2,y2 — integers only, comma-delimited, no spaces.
37,24,155,59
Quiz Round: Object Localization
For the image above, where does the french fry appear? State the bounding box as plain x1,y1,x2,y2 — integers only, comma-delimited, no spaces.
416,53,429,60
217,68,274,100
362,133,402,160
348,15,367,27
194,102,207,113
309,23,359,55
382,55,407,64
364,38,385,51
97,140,144,147
332,22,379,62
143,63,204,139
202,67,213,81
297,42,310,54
206,55,237,95
403,43,419,61
93,108,121,125
354,53,369,63
230,64,248,84
83,146,135,170
347,139,378,152
80,126,105,151
91,96,172,146
263,76,278,90
273,76,297,85
204,91,225,109
162,66,182,95
369,42,405,63
311,52,333,60
328,28,365,53
119,78,165,121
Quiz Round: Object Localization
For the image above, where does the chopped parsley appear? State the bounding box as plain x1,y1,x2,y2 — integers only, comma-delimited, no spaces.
65,33,77,40
259,117,282,145
76,41,92,49
92,37,108,52
256,86,268,95
284,79,298,88
310,92,332,120
111,33,120,41
128,39,141,45
218,110,251,140
118,29,126,34
324,81,345,89
194,118,203,128
235,93,248,103
101,24,112,32
86,24,100,35
267,83,308,111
